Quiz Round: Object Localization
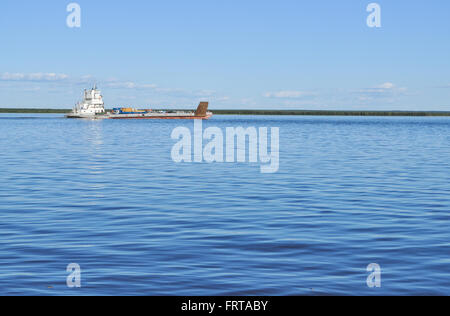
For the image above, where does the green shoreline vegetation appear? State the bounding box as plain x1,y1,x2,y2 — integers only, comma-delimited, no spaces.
1,108,450,116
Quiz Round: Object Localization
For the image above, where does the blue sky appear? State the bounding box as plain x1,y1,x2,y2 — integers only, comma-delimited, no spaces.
0,0,449,110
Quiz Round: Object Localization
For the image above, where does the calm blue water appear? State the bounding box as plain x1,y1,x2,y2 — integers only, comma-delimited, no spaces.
0,114,449,295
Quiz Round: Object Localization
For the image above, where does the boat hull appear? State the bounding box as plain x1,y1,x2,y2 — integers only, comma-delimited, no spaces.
65,114,106,119
108,115,212,120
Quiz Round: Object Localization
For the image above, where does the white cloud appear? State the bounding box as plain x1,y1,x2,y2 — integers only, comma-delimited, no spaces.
263,90,316,99
356,82,407,99
103,80,158,90
0,72,220,96
0,72,99,87
0,72,227,107
214,96,230,102
0,72,69,82
240,98,257,106
193,89,217,97
378,82,395,89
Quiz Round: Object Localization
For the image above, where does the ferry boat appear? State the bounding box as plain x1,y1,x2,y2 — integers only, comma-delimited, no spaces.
66,86,212,120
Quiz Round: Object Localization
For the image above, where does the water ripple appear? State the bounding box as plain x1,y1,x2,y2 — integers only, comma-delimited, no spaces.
0,114,449,295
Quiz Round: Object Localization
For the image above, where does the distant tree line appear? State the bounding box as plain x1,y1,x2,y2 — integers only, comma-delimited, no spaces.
211,110,450,116
2,108,450,116
0,108,71,113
